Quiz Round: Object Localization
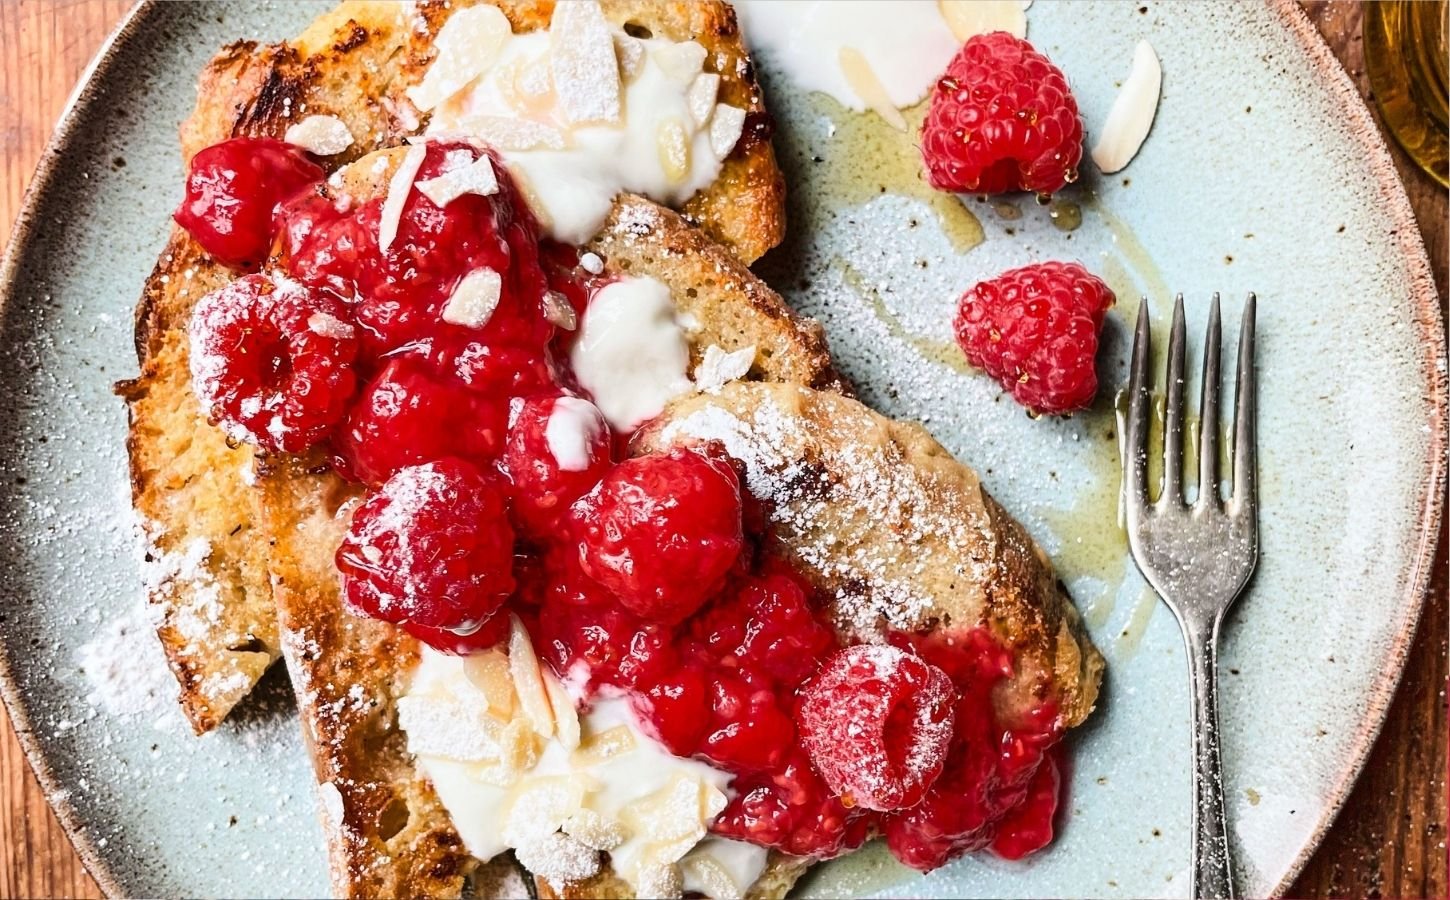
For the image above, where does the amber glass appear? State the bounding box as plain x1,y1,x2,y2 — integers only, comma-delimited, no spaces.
1364,0,1449,186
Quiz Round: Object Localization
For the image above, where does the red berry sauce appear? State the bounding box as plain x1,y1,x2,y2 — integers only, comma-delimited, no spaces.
181,136,1072,870
175,137,325,270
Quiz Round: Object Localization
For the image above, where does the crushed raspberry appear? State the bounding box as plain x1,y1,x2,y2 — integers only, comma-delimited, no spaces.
569,448,744,624
502,396,613,541
336,458,516,634
331,356,512,486
798,645,956,812
921,33,1083,196
635,668,711,756
711,751,877,859
689,568,836,687
175,138,324,269
953,261,1115,414
276,142,551,363
188,273,358,452
989,750,1063,860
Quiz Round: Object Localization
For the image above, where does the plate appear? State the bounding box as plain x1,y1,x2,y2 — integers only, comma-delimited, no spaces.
0,2,1442,898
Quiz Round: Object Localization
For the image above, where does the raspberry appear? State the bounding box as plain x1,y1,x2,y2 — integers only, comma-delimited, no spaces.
952,261,1114,414
697,669,796,773
502,396,613,541
690,567,835,687
332,355,511,485
569,448,743,624
188,273,359,452
988,751,1062,860
336,459,516,632
921,33,1083,195
798,645,957,812
175,138,324,269
634,668,711,756
711,751,876,859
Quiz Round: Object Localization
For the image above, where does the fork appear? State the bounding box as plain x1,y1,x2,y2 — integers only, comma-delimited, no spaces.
1122,294,1258,900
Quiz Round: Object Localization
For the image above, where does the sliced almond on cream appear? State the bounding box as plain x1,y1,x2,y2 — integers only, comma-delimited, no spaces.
1091,40,1162,174
937,0,1029,41
550,0,622,124
632,862,684,899
407,5,512,111
454,114,568,151
686,73,721,129
502,775,588,843
838,47,907,131
657,118,691,185
708,104,746,161
572,724,635,764
284,114,355,156
562,809,628,851
463,648,516,719
652,41,707,85
681,855,741,900
416,154,499,207
441,268,502,329
396,689,503,762
378,143,428,254
615,34,646,79
543,668,581,751
508,614,556,739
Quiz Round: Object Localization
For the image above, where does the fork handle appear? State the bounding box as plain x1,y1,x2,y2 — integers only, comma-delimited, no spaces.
1184,618,1236,899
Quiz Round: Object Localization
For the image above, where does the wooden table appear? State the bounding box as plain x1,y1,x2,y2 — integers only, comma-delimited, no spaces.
0,2,1444,898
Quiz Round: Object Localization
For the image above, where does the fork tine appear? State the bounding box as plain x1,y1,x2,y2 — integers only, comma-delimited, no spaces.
1196,294,1222,510
1230,293,1257,515
1162,296,1187,506
1126,300,1153,511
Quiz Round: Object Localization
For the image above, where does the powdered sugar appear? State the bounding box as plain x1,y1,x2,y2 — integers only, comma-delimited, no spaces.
77,601,175,719
660,388,994,637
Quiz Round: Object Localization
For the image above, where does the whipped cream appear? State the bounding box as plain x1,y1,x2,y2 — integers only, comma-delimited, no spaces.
545,396,607,472
401,645,768,896
570,276,693,432
413,2,747,244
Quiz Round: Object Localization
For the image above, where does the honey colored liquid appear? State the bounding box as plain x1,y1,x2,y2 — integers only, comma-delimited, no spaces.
1365,0,1449,185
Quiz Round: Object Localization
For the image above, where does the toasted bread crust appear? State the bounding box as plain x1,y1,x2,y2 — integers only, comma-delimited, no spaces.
257,145,830,897
124,0,786,733
638,383,1105,730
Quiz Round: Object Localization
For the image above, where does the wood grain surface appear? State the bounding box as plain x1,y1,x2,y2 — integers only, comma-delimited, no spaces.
0,2,1444,898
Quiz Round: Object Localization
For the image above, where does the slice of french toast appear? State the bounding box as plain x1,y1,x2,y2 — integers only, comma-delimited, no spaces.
256,145,835,898
119,0,785,733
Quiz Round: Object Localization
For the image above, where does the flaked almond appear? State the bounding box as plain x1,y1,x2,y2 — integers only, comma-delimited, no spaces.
615,34,646,79
416,154,499,207
681,855,741,900
708,104,747,161
838,47,907,131
378,143,427,253
508,614,555,739
632,861,683,899
543,668,581,751
550,0,621,124
463,648,516,719
1091,39,1162,174
441,268,502,329
307,311,356,340
497,717,540,772
572,724,635,764
622,774,709,856
284,114,355,156
686,73,721,128
502,775,587,843
937,0,1029,41
396,689,503,762
657,118,691,185
543,290,578,331
454,114,567,151
692,344,754,394
562,809,628,851
652,41,707,85
407,5,512,111
497,52,556,117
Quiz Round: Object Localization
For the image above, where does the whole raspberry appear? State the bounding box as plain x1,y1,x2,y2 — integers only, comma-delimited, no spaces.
188,273,359,452
921,33,1083,195
569,447,743,625
175,138,323,269
797,644,957,812
501,395,613,541
953,261,1115,414
336,458,516,633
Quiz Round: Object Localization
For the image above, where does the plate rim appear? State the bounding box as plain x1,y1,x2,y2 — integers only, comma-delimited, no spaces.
0,1,1441,898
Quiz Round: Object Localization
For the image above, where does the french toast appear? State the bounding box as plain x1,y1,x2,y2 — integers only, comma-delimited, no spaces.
119,0,786,733
255,145,835,898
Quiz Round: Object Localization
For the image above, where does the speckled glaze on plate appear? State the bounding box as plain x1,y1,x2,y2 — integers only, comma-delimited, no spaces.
0,1,1441,898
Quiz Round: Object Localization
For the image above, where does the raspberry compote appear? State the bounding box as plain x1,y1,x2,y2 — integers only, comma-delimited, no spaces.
179,136,1071,873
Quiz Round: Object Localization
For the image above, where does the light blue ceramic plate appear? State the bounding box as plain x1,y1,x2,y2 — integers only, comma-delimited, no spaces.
0,2,1442,898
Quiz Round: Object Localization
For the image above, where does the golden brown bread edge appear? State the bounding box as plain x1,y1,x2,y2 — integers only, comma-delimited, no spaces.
259,151,834,899
636,382,1105,731
117,0,786,734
